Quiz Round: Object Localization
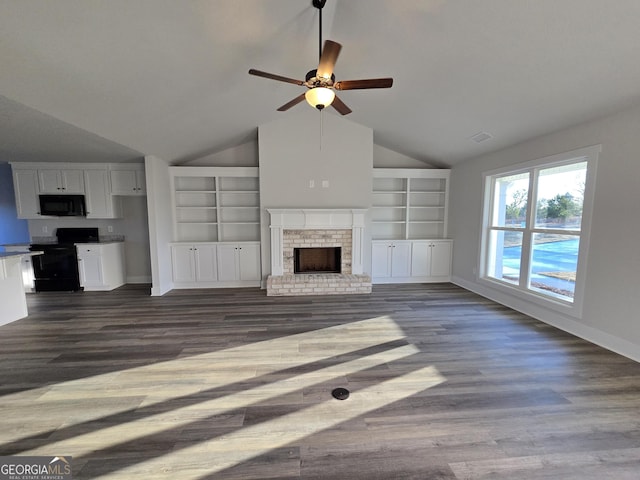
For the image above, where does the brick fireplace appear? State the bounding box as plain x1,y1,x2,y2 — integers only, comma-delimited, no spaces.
266,209,371,296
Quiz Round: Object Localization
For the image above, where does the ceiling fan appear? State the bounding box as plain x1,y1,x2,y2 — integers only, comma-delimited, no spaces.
248,0,393,115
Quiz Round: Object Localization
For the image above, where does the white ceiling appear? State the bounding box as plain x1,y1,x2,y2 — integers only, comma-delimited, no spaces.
2,0,640,167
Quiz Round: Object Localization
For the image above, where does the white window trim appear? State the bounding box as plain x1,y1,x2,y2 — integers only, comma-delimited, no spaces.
479,145,600,318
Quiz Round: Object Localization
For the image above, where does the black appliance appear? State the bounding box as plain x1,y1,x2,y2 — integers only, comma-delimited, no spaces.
39,194,86,217
30,228,100,292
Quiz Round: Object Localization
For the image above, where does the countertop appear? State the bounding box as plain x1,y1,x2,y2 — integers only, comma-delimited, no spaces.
0,251,42,259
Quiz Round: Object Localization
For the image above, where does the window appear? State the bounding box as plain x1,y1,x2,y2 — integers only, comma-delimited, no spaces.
480,145,599,316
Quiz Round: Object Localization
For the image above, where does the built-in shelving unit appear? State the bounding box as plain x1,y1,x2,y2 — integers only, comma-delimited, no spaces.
371,168,452,284
372,169,450,240
169,166,261,289
170,167,260,243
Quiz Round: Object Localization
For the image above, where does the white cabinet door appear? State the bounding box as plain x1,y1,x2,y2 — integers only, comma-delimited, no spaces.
410,240,452,279
84,169,121,219
372,242,411,278
134,169,146,194
38,169,84,193
3,246,35,292
194,244,218,282
60,169,85,193
110,167,146,195
410,241,431,277
371,243,391,278
373,239,452,283
12,169,40,219
38,170,62,193
77,251,103,288
390,242,412,277
237,243,260,281
216,243,260,282
216,244,238,282
429,240,452,278
77,243,125,290
171,245,196,283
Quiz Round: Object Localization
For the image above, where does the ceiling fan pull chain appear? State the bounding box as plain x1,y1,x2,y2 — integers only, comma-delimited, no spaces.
320,109,323,151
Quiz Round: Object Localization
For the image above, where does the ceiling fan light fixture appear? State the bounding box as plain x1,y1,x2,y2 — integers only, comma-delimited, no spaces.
305,87,335,110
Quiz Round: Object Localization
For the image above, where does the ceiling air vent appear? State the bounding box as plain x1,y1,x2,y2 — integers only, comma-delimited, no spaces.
470,131,493,143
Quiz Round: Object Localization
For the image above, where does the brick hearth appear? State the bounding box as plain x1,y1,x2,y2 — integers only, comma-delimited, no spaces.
266,209,372,296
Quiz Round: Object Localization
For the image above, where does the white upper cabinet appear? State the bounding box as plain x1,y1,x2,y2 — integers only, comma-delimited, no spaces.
84,169,122,219
10,162,127,219
38,169,85,194
110,165,146,195
12,168,40,219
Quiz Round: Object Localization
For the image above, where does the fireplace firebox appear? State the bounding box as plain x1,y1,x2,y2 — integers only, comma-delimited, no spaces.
294,247,341,274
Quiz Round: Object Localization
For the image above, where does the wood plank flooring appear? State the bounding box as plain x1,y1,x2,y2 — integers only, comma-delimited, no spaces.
1,283,639,479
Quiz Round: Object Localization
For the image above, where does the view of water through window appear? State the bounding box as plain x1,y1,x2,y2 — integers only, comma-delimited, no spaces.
486,160,587,302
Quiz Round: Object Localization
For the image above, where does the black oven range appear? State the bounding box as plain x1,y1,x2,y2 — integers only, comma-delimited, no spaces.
29,228,100,292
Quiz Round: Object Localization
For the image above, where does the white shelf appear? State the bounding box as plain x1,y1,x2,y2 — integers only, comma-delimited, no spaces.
170,167,260,243
372,168,450,241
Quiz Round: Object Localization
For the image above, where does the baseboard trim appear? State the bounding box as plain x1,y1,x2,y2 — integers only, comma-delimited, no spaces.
126,275,152,284
451,275,640,363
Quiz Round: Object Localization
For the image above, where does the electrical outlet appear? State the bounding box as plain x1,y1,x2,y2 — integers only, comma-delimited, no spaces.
107,226,113,233
42,226,48,233
322,180,329,188
309,180,315,188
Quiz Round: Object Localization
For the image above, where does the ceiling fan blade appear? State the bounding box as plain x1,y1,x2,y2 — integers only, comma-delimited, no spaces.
316,40,342,79
334,78,394,90
331,94,352,115
248,69,304,86
277,93,307,111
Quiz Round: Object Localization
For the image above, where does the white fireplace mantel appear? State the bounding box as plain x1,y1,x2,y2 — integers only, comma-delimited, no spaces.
268,209,367,276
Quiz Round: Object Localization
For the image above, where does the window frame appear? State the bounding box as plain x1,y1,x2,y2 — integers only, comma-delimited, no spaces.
479,145,600,318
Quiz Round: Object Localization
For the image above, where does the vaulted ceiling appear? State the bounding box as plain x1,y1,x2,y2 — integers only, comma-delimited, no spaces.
2,0,640,166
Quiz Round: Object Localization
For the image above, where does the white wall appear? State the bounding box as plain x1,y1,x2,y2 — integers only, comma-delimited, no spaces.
449,101,640,361
258,108,373,279
181,139,259,167
184,138,430,169
145,155,173,296
373,144,436,168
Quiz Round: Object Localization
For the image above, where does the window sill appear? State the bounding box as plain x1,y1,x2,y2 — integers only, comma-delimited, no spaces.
479,276,583,319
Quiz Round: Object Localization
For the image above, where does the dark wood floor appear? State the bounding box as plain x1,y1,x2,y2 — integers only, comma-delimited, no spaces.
1,283,640,479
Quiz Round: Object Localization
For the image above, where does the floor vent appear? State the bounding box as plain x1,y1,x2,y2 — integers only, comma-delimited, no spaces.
332,387,350,400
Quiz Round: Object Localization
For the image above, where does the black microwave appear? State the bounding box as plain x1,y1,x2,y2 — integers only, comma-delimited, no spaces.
39,194,86,217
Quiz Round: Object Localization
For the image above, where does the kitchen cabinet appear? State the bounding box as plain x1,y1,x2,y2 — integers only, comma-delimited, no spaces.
110,165,146,195
84,169,122,219
10,162,134,219
216,243,261,282
76,243,125,291
0,254,29,325
372,239,452,283
38,168,85,194
170,244,218,284
2,246,35,292
12,168,40,219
